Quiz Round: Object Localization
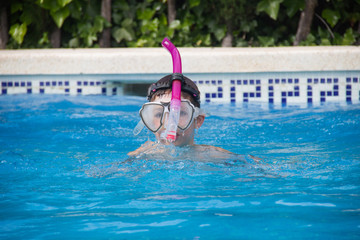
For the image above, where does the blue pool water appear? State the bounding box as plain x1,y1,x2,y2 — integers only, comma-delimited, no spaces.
1,95,359,239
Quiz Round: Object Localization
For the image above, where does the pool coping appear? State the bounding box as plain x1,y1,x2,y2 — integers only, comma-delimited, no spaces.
0,46,359,75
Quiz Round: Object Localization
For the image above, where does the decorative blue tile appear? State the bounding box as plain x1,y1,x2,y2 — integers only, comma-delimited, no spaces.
237,80,241,85
334,85,338,90
327,91,332,96
250,80,254,85
1,82,6,87
84,81,88,86
211,80,216,85
327,78,332,83
334,91,339,96
295,78,299,83
102,88,106,94
205,93,210,98
269,79,273,84
27,89,32,94
199,80,204,84
231,87,235,92
8,82,13,87
307,92,312,96
321,91,326,96
2,89,7,94
288,92,293,97
314,78,319,84
40,82,44,86
46,82,50,86
90,82,94,86
295,92,299,96
218,93,223,98
77,88,82,93
307,85,312,90
96,81,101,86
218,80,222,84
308,98,312,103
281,79,286,84
354,77,358,83
58,81,63,86
346,77,351,83
275,79,280,84
52,81,56,86
243,93,248,98
281,92,286,97
65,81,69,86
230,80,235,85
321,97,326,102
27,82,31,87
321,78,325,83
205,80,210,84
256,79,260,85
269,92,274,97
334,78,338,83
256,93,261,97
77,81,82,86
211,93,216,98
288,78,293,84
243,80,248,85
40,89,45,94
256,86,261,91
21,82,25,87
231,93,236,98
14,82,19,87
218,87,223,92
250,93,254,98
65,89,70,93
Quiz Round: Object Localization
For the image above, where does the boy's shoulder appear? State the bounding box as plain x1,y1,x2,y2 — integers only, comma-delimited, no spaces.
194,144,234,154
127,141,156,157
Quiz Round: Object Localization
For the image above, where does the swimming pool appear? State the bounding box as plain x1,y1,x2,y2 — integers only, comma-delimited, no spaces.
1,95,359,239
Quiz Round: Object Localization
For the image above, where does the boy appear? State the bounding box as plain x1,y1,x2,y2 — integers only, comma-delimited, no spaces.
128,74,235,158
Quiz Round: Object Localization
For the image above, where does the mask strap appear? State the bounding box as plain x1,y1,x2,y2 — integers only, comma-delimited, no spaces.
133,120,145,135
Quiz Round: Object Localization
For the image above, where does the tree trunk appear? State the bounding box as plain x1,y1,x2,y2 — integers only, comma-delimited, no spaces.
294,0,318,46
99,0,111,48
0,7,8,49
222,21,233,47
51,27,61,48
167,0,176,24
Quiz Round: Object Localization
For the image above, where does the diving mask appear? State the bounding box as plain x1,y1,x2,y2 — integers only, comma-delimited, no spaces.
134,99,204,135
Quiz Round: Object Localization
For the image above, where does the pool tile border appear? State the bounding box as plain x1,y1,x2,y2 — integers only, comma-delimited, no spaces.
1,71,359,105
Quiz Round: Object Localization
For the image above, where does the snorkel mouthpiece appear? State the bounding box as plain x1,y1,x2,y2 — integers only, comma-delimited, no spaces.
161,37,182,142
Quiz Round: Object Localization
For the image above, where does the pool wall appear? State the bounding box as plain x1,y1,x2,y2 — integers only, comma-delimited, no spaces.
0,47,359,105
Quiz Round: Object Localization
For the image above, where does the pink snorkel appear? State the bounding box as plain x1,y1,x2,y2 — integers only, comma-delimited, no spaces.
161,37,182,142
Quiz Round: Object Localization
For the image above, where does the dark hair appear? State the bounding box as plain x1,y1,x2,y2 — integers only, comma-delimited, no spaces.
147,74,201,107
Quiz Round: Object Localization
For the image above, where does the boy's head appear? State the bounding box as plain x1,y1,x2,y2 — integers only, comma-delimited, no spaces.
144,74,205,146
147,74,201,108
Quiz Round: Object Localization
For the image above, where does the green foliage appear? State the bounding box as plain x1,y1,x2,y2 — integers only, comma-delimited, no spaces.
257,0,283,20
5,0,360,48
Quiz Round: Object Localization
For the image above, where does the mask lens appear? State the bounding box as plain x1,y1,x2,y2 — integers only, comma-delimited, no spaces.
178,101,194,130
140,103,164,132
